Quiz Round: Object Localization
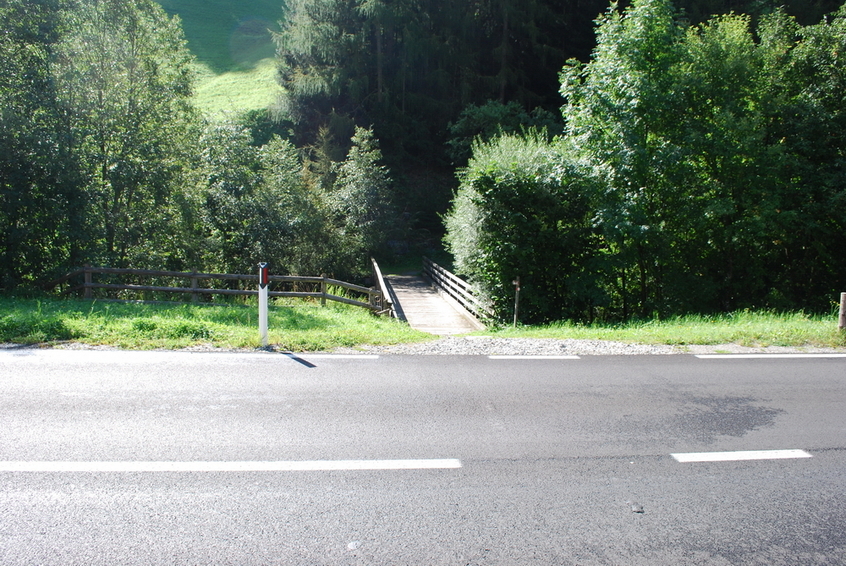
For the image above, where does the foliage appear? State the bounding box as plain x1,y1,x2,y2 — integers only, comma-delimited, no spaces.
559,0,846,316
328,127,395,275
272,0,593,220
0,0,84,288
447,0,846,323
54,0,199,269
195,122,393,280
444,132,603,323
446,100,564,166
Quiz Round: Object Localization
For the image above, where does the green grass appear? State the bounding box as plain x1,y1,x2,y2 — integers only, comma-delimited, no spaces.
484,311,846,349
0,297,432,352
155,0,283,117
192,58,280,118
3,298,843,351
158,0,282,72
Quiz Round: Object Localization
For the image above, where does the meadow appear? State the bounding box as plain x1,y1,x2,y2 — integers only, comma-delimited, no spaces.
156,0,283,115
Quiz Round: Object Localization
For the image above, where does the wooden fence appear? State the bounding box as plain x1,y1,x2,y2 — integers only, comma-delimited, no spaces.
422,257,494,322
48,265,386,313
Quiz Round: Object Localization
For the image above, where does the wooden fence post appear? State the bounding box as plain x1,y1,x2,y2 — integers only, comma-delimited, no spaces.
84,265,92,300
320,275,327,307
839,292,846,331
191,272,199,303
512,277,520,327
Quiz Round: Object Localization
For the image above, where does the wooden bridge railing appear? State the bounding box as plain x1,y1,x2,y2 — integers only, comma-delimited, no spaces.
47,266,385,313
370,258,394,317
422,257,494,322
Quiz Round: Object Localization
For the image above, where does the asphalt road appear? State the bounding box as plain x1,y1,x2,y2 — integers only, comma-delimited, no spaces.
0,350,844,565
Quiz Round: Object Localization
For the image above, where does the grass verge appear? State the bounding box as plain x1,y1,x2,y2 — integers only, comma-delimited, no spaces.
485,310,846,349
0,297,432,352
2,299,843,351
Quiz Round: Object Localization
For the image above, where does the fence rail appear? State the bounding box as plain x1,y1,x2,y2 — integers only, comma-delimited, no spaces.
48,266,384,313
370,258,394,317
422,257,494,322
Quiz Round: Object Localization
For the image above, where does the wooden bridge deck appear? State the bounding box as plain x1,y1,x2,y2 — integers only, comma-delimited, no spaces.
385,275,483,335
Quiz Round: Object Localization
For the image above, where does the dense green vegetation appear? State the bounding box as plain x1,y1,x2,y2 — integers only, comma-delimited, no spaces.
0,0,396,290
1,0,845,330
446,0,846,323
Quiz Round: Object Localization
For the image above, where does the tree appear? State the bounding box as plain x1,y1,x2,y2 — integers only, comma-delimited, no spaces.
54,0,198,268
196,122,391,280
760,6,846,308
0,0,83,288
274,0,582,230
446,100,563,166
328,126,394,275
559,0,846,315
560,0,687,317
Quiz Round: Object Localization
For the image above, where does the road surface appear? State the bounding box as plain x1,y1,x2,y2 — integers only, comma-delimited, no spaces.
0,349,844,565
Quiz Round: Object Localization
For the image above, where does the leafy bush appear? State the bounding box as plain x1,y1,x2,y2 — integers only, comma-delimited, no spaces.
444,132,605,323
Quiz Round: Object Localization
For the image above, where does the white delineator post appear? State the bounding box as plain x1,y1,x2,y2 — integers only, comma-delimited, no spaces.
258,262,269,347
839,292,846,331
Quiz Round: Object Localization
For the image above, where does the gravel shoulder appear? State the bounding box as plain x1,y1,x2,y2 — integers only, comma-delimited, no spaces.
5,337,845,355
333,336,846,356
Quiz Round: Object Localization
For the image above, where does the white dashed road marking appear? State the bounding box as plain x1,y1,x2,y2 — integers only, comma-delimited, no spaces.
0,459,462,473
671,449,812,463
696,354,846,359
488,355,580,360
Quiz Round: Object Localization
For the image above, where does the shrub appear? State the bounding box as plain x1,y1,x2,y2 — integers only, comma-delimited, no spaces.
444,132,606,323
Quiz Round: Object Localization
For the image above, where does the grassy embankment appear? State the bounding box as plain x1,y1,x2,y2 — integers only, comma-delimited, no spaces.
1,297,843,351
156,0,282,117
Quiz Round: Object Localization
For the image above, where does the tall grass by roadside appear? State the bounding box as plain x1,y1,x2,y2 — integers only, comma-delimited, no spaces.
2,298,843,350
0,297,432,351
486,310,846,349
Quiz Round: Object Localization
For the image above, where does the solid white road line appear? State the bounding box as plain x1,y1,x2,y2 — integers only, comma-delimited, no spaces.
696,354,846,359
283,354,380,360
672,449,812,463
0,459,462,472
488,355,580,360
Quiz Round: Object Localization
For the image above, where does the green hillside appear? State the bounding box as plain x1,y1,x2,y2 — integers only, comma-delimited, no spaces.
156,0,284,116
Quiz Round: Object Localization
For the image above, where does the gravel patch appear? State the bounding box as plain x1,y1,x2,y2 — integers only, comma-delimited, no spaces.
337,337,846,356
5,338,844,356
345,337,682,356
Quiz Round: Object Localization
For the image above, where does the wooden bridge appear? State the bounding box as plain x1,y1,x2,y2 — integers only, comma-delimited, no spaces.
375,258,491,336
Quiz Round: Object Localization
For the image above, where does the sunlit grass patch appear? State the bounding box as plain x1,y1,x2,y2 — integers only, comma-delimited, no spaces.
192,58,280,118
0,297,432,351
483,310,846,349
